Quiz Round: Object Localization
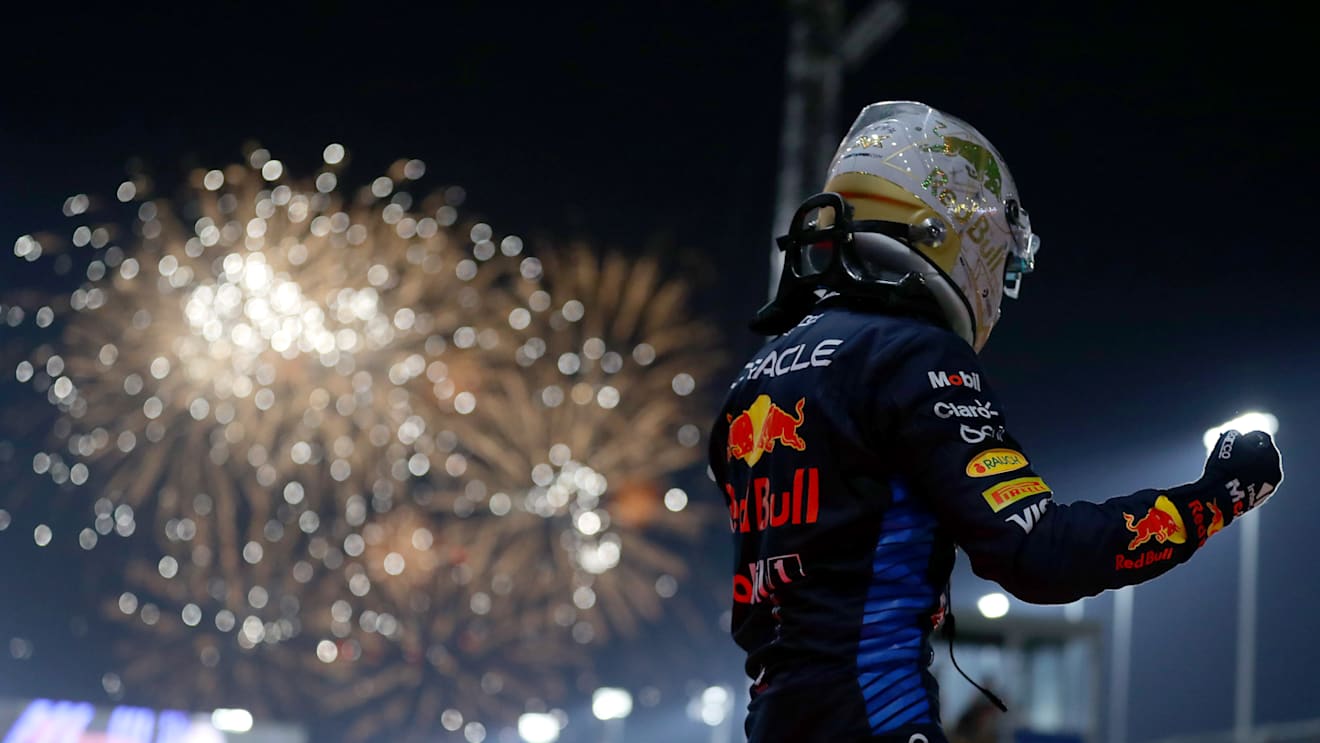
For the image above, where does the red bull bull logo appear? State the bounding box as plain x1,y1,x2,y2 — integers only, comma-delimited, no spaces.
1188,498,1227,548
1207,501,1225,538
726,395,807,466
1123,495,1187,551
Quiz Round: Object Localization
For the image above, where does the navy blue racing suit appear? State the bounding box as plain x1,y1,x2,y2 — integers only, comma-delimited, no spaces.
709,302,1227,743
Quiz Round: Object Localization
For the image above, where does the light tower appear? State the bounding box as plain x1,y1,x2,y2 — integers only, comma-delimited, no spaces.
771,0,906,295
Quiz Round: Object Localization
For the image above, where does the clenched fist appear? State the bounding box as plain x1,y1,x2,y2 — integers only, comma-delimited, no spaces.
1201,429,1283,523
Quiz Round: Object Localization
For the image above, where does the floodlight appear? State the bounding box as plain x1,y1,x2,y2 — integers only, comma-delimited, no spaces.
517,713,560,743
976,592,1010,619
1203,412,1278,454
210,708,253,733
592,687,633,721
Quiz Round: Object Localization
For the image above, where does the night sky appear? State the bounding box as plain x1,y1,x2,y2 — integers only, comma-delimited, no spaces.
2,2,1316,741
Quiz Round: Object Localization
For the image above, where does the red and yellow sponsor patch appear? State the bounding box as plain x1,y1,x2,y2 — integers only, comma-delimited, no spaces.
1207,502,1225,538
1188,499,1226,548
965,448,1028,478
981,476,1051,513
725,395,807,467
1123,495,1186,551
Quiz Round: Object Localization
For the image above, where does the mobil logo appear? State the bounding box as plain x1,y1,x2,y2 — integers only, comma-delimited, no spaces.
928,370,982,391
726,395,807,466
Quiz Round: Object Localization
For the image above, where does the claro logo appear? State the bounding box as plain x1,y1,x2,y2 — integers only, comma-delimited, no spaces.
934,399,999,420
965,448,1028,478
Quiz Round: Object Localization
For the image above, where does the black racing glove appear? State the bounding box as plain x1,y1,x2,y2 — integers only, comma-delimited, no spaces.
1203,429,1283,520
1177,430,1283,548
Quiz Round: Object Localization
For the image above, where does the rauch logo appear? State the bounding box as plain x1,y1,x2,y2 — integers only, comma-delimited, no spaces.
965,448,1028,478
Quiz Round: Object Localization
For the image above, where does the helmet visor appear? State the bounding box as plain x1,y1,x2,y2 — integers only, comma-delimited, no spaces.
1004,204,1040,299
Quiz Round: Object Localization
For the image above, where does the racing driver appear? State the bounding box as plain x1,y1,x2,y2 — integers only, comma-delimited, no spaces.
708,101,1284,743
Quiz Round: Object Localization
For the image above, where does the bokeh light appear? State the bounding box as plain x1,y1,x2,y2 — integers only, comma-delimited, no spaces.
430,246,725,642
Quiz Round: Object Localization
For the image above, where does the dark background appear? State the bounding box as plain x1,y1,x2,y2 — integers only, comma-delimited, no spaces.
2,2,1316,741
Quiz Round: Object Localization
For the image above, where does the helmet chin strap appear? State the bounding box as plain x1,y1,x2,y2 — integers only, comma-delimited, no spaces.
849,232,976,347
752,192,978,342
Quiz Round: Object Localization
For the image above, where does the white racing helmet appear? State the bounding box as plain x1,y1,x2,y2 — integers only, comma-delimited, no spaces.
823,101,1039,350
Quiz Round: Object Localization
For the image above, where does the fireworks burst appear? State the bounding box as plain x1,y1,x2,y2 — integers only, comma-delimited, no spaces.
432,245,724,643
103,459,572,739
308,527,585,743
107,507,326,718
9,146,728,739
7,144,529,536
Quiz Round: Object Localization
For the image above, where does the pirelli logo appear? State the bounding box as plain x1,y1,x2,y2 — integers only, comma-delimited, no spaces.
981,476,1051,513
